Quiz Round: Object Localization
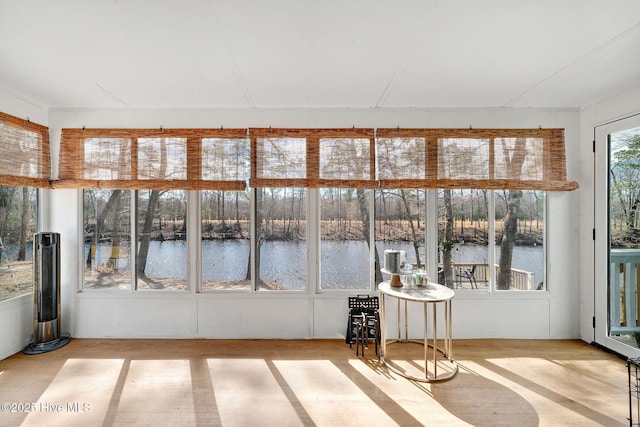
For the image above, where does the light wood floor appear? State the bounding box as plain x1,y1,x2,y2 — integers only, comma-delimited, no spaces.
0,338,630,426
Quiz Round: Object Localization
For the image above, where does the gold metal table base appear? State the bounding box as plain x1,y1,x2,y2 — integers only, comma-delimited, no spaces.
380,339,458,382
379,281,458,383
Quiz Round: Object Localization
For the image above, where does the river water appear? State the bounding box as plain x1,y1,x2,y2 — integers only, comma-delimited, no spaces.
87,240,544,289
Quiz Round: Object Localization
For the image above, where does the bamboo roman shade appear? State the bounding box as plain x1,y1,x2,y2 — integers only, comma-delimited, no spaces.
251,128,309,188
250,128,376,189
0,112,50,188
56,128,249,190
375,128,578,191
317,129,376,188
55,126,577,191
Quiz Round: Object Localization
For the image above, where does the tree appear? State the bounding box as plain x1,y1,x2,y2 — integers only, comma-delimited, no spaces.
252,187,272,285
108,190,123,267
610,133,640,245
136,190,162,279
496,138,527,290
376,138,425,265
0,186,16,262
497,190,523,289
85,189,123,268
17,187,29,261
137,138,168,281
398,190,423,266
357,188,382,285
441,189,454,288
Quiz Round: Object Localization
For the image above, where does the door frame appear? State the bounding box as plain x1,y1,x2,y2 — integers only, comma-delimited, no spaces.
594,113,640,357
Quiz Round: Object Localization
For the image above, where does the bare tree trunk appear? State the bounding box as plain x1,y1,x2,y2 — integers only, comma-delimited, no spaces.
221,192,226,224
357,189,382,285
137,139,167,279
629,194,640,232
251,188,264,282
497,190,522,289
137,190,160,278
180,194,187,238
399,190,422,266
296,189,303,235
17,187,29,261
443,189,454,288
496,138,527,289
87,190,122,268
0,187,16,261
108,192,122,268
235,192,240,227
610,170,634,231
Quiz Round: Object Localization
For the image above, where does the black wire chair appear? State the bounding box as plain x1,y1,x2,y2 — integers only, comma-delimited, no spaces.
345,295,380,357
456,264,477,289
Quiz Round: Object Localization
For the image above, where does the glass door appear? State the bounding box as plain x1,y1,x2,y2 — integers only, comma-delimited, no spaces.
595,115,640,356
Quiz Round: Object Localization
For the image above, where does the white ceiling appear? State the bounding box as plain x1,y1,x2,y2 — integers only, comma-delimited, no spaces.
1,0,640,109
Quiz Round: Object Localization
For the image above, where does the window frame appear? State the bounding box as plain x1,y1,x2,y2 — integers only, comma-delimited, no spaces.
80,186,548,295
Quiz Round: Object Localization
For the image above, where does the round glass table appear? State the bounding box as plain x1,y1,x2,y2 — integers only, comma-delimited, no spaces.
378,281,457,382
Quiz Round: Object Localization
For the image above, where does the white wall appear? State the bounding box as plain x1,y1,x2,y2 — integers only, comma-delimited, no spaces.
0,87,49,358
47,107,583,340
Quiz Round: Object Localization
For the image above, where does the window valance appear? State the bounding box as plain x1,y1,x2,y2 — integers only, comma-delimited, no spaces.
0,112,50,188
55,126,578,192
55,128,249,190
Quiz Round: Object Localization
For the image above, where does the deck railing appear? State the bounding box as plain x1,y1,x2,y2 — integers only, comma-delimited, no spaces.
450,263,535,290
610,249,640,335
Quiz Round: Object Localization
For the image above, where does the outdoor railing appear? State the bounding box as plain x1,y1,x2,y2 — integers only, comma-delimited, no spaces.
504,266,536,290
450,263,535,290
610,249,640,335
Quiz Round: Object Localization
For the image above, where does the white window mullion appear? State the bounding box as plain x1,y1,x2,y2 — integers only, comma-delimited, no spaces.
370,189,376,292
76,189,83,292
250,188,256,293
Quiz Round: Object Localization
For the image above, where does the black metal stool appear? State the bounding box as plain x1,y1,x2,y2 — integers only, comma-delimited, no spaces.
346,295,380,357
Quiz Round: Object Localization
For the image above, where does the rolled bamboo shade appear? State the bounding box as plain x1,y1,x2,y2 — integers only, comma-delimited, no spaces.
250,128,309,188
317,129,376,188
56,128,248,190
0,112,50,188
250,128,377,189
376,128,578,191
55,126,577,192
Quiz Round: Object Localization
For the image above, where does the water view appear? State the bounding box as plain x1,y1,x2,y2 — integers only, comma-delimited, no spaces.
81,188,546,292
85,240,544,290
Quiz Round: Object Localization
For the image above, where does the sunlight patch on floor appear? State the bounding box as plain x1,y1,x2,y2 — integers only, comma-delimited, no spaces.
113,359,196,426
207,358,302,426
273,359,398,426
23,358,123,426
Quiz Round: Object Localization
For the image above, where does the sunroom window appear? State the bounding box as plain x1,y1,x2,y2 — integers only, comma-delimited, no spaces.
437,189,545,291
0,113,48,302
255,187,307,291
320,188,372,290
83,189,131,290
201,189,251,291
0,186,38,301
67,126,573,294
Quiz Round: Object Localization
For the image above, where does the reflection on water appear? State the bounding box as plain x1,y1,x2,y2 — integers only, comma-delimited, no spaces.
321,240,370,289
85,240,544,290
